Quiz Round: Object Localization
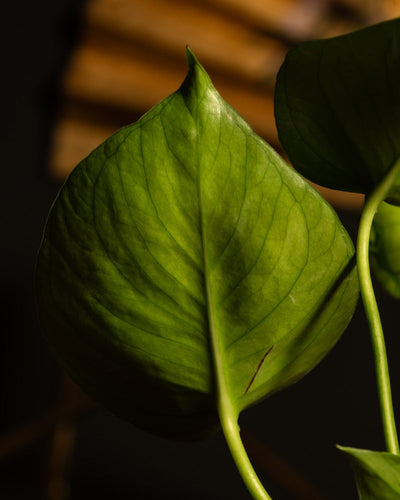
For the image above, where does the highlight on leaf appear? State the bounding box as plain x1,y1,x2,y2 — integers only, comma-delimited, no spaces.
36,48,358,440
36,49,359,500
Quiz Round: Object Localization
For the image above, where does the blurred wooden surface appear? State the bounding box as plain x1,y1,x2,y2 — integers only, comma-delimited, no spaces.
49,0,400,209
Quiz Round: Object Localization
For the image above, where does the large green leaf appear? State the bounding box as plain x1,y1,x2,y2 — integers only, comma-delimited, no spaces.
339,446,400,499
371,201,400,298
274,18,400,197
36,49,358,440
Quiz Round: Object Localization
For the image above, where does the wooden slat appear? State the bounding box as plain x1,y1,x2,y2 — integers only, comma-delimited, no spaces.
61,38,277,136
311,184,364,211
312,18,361,40
85,0,287,83
50,114,118,179
63,41,185,115
380,0,400,17
332,0,400,21
50,0,377,212
51,30,277,179
192,0,329,41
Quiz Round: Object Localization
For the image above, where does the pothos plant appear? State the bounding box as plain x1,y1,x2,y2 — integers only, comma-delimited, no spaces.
36,17,400,499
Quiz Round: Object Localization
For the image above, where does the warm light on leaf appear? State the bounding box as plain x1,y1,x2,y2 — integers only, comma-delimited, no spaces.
36,49,358,441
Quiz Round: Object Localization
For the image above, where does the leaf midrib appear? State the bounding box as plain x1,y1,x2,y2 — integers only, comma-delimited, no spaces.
194,104,235,417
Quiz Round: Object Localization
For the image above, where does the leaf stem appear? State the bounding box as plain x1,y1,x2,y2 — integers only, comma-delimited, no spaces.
205,279,272,499
218,393,272,500
200,186,272,499
357,158,400,455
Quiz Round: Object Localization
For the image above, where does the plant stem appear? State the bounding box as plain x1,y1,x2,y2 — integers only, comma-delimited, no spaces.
218,392,272,500
207,298,272,499
357,158,400,455
202,203,272,499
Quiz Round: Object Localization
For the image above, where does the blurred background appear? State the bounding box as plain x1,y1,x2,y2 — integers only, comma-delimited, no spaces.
3,0,400,498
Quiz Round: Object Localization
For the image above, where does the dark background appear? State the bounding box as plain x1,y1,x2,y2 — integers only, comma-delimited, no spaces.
2,2,400,499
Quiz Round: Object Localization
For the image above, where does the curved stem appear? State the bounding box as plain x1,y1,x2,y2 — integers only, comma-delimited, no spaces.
218,393,272,500
200,154,272,499
208,298,272,499
357,159,400,455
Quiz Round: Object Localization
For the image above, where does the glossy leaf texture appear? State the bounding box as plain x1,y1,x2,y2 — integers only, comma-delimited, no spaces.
36,49,358,440
274,18,400,197
371,201,400,298
339,446,400,499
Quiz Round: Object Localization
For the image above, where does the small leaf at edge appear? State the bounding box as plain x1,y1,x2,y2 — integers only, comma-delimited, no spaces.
339,445,400,499
275,18,400,198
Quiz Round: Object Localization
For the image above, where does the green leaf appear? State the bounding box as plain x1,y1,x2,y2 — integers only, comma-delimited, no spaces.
339,446,400,499
371,201,400,298
36,49,358,440
274,18,400,197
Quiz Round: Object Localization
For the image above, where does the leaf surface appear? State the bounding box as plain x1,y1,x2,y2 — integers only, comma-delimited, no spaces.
371,201,400,298
340,446,400,499
274,18,400,197
36,49,358,440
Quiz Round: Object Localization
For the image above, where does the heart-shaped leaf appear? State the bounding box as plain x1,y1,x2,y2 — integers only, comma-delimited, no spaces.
371,201,400,298
274,18,400,198
36,49,358,441
339,446,400,499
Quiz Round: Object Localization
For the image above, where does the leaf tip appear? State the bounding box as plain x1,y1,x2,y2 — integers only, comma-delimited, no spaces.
184,46,211,86
179,47,214,108
185,45,196,66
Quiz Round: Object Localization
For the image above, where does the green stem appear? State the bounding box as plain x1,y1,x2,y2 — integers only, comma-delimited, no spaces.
201,195,272,499
218,393,272,500
207,301,272,499
199,153,271,498
357,158,400,455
